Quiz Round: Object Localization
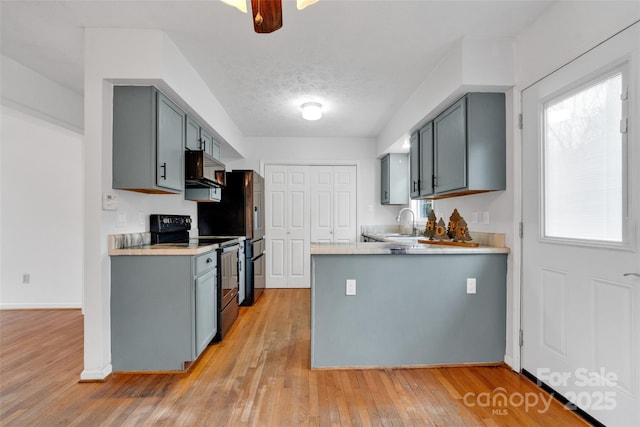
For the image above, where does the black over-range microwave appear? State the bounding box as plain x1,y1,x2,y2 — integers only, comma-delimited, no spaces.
185,150,226,188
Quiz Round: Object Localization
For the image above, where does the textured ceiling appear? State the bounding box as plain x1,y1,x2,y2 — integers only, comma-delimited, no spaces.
0,0,553,139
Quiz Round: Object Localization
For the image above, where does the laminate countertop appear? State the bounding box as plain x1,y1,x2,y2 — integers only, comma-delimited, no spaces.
311,241,509,255
109,234,245,256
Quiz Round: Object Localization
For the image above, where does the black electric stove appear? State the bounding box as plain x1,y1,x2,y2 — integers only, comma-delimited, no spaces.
150,215,238,246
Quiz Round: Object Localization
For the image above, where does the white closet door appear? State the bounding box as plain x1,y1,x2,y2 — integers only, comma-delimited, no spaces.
265,165,288,288
311,166,334,243
265,165,310,288
286,166,310,288
332,165,357,243
266,164,356,288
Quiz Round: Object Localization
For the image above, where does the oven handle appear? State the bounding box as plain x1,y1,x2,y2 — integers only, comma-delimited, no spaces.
220,243,240,254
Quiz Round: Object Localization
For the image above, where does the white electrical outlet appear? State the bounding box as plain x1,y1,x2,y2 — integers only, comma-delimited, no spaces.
22,274,30,284
138,212,145,226
346,279,356,296
467,278,476,294
483,211,490,225
472,212,479,224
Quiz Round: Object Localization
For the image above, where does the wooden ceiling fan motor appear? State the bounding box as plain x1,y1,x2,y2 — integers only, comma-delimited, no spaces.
251,0,282,33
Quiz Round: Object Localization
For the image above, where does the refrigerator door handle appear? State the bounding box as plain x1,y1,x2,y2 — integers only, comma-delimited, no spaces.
254,206,259,231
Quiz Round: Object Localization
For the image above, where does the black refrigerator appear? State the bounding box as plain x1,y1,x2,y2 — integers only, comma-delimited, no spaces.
198,170,265,306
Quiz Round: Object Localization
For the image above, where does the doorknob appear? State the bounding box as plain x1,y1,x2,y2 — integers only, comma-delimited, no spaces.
623,273,640,278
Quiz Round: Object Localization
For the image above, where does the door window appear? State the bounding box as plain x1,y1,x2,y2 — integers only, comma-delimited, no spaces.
542,66,628,245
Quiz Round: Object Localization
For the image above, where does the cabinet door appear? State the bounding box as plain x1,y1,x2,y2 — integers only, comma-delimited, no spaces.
434,97,466,194
195,268,217,357
156,92,185,192
200,128,214,156
419,122,434,197
409,132,420,198
185,116,201,151
380,155,390,203
211,140,221,160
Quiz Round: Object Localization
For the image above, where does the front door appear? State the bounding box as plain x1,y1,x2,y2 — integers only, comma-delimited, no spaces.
521,24,640,426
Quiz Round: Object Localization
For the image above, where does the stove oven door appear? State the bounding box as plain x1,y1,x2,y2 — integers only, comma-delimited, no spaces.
217,244,239,341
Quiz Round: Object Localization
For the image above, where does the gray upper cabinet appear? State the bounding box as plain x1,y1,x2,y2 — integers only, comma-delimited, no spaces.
381,153,409,205
185,116,201,151
113,86,185,194
409,122,434,198
418,122,434,197
410,92,505,199
434,97,466,194
409,132,420,198
185,115,221,161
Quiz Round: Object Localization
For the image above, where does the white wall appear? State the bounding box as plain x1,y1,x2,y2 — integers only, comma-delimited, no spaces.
0,106,83,308
1,54,84,132
228,137,404,226
82,28,248,380
377,37,515,154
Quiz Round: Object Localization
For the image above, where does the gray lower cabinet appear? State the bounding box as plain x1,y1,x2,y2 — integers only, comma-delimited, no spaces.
380,153,408,205
113,86,185,194
410,92,505,199
111,250,217,372
186,115,221,160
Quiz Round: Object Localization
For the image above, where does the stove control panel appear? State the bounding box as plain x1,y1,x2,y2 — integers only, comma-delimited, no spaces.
150,214,192,233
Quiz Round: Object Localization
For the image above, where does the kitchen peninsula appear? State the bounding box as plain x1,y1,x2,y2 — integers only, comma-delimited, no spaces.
310,237,509,369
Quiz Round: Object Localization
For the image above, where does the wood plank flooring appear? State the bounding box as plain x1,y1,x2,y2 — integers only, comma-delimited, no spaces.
0,289,587,426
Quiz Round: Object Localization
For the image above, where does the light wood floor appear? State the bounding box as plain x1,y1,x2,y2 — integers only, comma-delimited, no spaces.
1,289,587,426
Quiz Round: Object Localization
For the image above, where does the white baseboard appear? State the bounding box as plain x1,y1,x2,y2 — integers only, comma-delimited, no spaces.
0,302,82,310
80,364,113,382
504,354,516,371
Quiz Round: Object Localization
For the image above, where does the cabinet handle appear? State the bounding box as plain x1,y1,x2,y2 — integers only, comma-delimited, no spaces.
206,258,213,263
413,181,417,192
199,139,205,150
160,162,167,180
418,179,421,191
432,175,437,188
623,273,640,278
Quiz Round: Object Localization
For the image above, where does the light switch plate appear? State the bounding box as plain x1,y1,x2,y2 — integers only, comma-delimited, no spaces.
346,279,356,296
467,278,476,294
116,210,128,227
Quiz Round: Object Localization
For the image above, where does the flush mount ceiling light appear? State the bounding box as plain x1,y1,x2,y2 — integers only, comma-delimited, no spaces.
301,102,322,121
221,0,319,33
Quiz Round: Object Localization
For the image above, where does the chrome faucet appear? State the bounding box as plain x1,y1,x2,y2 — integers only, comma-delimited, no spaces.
396,208,417,236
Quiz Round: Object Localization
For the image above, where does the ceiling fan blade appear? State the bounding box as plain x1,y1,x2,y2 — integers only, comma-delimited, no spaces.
251,0,282,33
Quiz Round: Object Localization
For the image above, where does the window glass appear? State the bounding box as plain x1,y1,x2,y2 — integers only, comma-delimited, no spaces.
411,199,434,219
543,71,624,242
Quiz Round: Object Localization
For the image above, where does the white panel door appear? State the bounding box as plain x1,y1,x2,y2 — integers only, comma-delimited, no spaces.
287,166,310,288
521,24,640,426
265,165,288,288
265,165,310,288
332,165,357,243
311,166,334,243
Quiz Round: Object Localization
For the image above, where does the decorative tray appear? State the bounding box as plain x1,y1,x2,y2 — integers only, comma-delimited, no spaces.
417,239,480,248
